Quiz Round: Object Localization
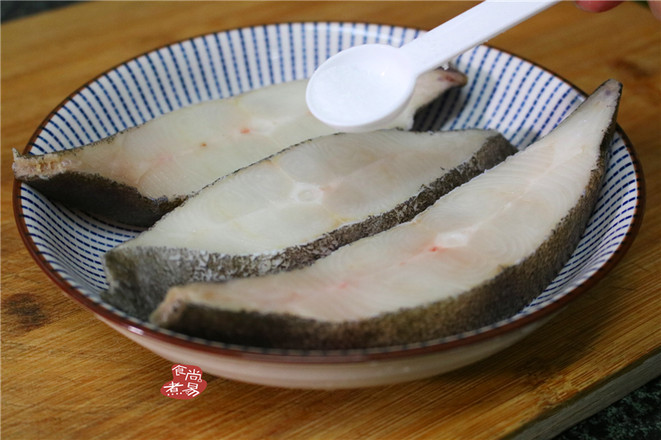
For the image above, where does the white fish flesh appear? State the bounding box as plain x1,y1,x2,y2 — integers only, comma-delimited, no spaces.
103,129,515,319
150,80,621,349
13,69,466,226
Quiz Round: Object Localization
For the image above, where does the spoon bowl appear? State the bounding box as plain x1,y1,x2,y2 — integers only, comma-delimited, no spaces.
306,44,416,132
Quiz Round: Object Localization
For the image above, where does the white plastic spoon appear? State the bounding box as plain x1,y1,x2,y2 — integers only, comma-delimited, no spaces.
306,0,558,132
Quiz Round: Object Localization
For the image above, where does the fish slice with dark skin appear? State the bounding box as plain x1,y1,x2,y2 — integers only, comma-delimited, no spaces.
150,80,621,350
102,129,516,320
12,69,466,226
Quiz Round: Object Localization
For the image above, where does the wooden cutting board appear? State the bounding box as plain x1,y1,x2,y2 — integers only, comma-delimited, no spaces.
2,2,659,439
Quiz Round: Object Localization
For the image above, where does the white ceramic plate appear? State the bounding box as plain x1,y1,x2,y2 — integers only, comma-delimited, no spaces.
14,22,644,389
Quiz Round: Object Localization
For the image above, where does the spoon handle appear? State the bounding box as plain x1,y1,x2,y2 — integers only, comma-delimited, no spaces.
401,0,558,75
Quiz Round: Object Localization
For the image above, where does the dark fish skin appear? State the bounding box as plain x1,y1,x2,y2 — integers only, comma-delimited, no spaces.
13,168,183,226
102,131,517,320
152,80,621,350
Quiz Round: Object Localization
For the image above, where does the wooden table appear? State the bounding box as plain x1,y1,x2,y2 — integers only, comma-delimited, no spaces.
2,2,659,439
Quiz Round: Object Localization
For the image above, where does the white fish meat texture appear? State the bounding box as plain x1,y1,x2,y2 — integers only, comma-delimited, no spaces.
103,128,516,319
13,69,466,226
151,80,622,350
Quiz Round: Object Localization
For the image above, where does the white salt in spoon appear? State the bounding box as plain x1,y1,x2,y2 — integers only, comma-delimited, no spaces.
306,0,558,132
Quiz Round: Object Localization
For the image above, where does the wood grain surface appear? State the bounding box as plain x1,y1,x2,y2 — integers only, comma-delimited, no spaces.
2,2,659,439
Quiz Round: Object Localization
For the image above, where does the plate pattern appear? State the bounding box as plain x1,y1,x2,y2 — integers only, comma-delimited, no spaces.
15,22,643,356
